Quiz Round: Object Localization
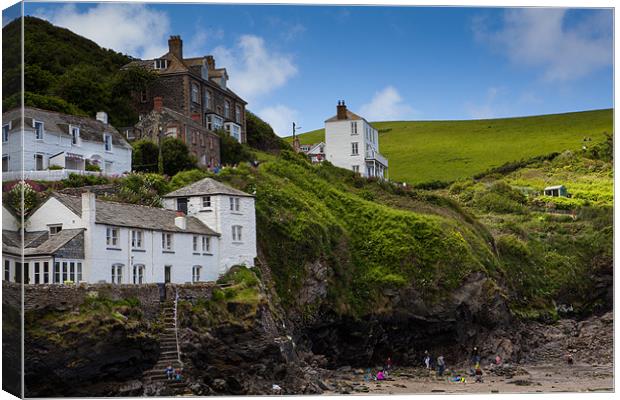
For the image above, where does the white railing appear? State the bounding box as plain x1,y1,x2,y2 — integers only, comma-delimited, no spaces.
365,150,389,167
2,169,116,182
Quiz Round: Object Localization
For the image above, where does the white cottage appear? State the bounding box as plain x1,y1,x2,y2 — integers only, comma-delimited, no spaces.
2,178,256,285
2,107,132,181
324,101,388,179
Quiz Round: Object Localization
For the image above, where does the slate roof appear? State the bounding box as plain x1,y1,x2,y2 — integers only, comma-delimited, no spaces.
3,107,131,148
2,228,85,256
325,109,365,123
163,178,254,198
52,193,219,236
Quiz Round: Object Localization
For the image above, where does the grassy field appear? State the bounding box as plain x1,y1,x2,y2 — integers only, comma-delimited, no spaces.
290,109,613,184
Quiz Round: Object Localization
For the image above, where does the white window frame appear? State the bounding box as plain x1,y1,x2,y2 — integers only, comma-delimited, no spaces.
352,165,360,173
111,264,123,284
4,260,10,281
232,225,243,242
204,91,212,109
153,59,168,69
106,226,119,247
2,123,9,143
191,83,200,103
351,142,359,156
192,265,201,283
202,236,210,253
70,125,80,145
224,101,230,118
193,235,199,252
162,232,173,251
133,264,145,284
235,105,242,123
351,121,358,135
202,196,211,208
131,230,143,249
103,133,113,152
49,224,62,235
34,153,45,171
34,120,44,140
229,196,240,212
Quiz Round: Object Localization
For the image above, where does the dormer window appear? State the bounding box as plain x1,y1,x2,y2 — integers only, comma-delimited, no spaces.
71,126,80,145
34,120,44,140
49,224,62,235
103,133,113,152
154,59,168,69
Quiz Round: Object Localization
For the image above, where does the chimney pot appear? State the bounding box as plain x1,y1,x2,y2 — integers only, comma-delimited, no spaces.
336,100,348,120
175,213,187,230
154,96,163,112
206,55,215,70
96,111,108,124
168,35,183,60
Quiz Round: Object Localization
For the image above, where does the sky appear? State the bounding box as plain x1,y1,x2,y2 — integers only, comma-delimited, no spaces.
8,2,616,136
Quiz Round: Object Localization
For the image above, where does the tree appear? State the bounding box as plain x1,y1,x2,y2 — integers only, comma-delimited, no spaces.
161,137,197,176
245,110,288,152
218,130,253,165
132,139,160,173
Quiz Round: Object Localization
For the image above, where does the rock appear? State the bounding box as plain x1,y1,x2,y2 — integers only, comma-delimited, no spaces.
211,378,227,391
337,365,352,372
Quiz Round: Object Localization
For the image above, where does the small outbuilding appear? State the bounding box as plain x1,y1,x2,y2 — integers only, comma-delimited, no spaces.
544,185,568,197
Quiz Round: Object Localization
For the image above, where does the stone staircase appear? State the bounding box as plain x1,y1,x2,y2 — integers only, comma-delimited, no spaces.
143,291,189,395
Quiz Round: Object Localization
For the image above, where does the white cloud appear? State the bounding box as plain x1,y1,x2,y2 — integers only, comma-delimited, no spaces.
34,3,169,59
474,9,612,81
185,28,225,58
257,105,299,137
465,87,502,119
212,35,297,102
359,86,415,121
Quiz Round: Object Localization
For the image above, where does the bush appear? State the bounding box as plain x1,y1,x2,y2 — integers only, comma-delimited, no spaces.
5,181,39,216
47,165,63,170
114,172,169,207
218,130,253,165
62,173,110,187
85,164,101,172
161,137,197,176
168,169,212,192
132,139,159,173
245,110,288,152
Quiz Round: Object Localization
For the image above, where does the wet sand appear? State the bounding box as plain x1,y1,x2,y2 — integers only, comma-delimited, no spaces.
323,363,613,394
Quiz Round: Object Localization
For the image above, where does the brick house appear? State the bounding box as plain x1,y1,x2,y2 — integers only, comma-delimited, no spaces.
133,97,221,168
124,35,248,144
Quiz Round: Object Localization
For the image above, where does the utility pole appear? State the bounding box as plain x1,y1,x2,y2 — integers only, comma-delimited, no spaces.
292,122,301,153
157,124,164,175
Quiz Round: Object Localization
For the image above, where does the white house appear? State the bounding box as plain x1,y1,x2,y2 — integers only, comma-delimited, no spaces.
2,107,132,181
300,142,326,163
162,177,257,270
324,101,388,179
1,178,256,285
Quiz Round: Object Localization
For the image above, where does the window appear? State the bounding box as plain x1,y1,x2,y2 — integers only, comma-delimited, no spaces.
34,262,41,284
106,227,119,247
208,115,224,131
2,123,9,143
111,264,123,284
34,121,44,140
4,260,9,281
162,232,173,251
231,125,241,142
71,126,80,145
35,154,44,171
192,266,201,283
202,196,211,208
54,262,61,283
191,83,200,103
204,91,212,109
202,236,210,253
43,262,50,284
229,197,240,212
77,262,83,282
235,105,242,123
2,155,8,172
49,224,62,235
352,165,360,173
133,265,145,284
104,134,113,152
351,121,358,135
232,225,243,242
131,230,143,249
193,236,199,252
153,59,168,69
224,101,230,118
351,142,359,155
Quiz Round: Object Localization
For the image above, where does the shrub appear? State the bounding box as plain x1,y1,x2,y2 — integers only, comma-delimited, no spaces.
85,164,101,172
47,165,63,170
218,130,253,165
114,172,169,207
168,169,212,192
6,181,39,216
62,173,109,187
161,137,197,176
132,139,159,173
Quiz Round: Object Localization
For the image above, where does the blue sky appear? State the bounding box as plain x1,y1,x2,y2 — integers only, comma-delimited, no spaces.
14,3,616,135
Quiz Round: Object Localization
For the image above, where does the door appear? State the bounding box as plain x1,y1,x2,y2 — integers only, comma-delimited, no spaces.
177,198,188,215
164,265,172,283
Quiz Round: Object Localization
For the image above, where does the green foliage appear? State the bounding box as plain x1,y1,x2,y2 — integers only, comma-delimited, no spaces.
291,109,612,184
85,164,101,172
132,139,159,173
472,182,526,214
47,165,63,170
245,110,289,152
6,181,39,216
161,137,197,176
113,172,169,207
217,130,253,165
62,173,110,188
168,169,212,192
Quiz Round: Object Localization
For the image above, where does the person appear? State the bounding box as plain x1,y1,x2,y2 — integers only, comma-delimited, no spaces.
471,346,481,366
495,355,502,366
376,370,385,381
475,363,483,383
437,355,446,377
164,365,174,380
175,367,182,381
385,357,393,372
424,354,431,370
565,352,574,365
364,368,372,382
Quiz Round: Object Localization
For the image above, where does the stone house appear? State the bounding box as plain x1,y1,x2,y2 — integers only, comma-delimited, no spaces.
124,35,248,144
2,107,132,181
133,96,221,168
2,178,256,285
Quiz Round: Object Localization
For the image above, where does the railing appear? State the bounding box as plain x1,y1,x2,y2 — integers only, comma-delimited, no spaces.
2,169,114,182
173,288,183,367
365,150,389,167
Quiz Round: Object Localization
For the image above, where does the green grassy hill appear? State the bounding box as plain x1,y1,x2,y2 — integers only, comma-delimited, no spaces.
291,109,613,184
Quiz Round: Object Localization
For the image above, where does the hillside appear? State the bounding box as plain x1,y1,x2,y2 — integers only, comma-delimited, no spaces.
2,16,153,126
291,109,613,184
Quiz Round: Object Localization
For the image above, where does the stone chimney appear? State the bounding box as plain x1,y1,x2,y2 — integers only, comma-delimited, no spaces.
168,35,183,59
154,96,163,112
336,100,347,120
206,55,215,70
81,191,96,226
96,111,108,124
175,211,187,230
